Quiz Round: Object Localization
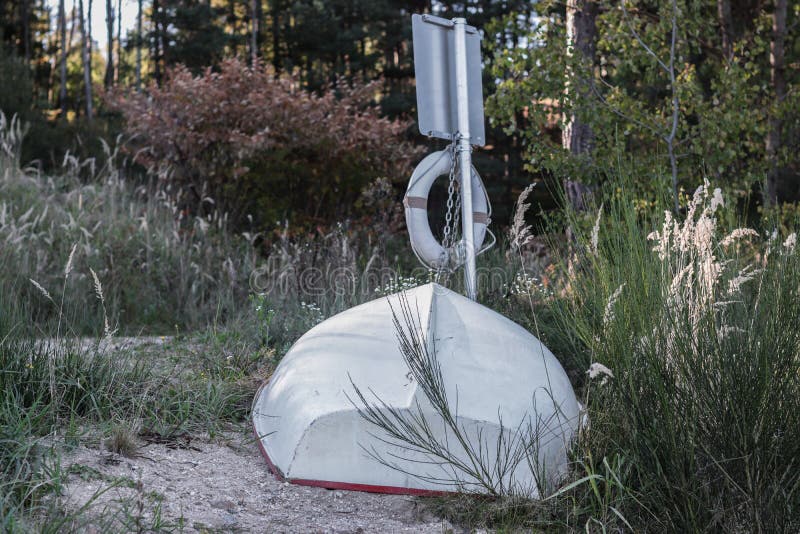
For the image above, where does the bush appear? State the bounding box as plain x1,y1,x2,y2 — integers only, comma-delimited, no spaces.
108,58,422,230
541,182,800,531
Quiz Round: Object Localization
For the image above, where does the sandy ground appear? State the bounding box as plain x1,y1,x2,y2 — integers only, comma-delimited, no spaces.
63,434,460,533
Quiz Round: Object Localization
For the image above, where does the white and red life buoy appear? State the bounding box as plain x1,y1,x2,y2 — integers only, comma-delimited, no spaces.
403,150,490,269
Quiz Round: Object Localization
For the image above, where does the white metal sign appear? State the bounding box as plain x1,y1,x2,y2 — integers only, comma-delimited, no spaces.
412,14,485,147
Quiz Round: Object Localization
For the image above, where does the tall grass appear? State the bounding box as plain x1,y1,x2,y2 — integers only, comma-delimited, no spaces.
0,113,259,334
535,180,800,531
0,113,259,527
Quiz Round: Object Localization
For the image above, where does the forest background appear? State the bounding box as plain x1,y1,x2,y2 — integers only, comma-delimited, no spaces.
1,0,798,233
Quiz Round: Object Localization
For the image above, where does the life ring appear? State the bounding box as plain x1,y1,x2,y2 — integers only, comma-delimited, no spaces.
403,150,489,269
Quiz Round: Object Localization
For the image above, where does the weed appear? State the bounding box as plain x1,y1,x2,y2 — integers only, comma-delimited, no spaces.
105,426,139,458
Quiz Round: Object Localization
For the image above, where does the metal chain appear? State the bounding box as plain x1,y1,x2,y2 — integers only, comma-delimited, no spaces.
427,135,489,282
434,137,460,283
441,138,459,252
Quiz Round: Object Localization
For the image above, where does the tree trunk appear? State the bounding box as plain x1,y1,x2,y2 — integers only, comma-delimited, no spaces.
562,0,598,210
250,0,259,65
152,0,162,85
116,0,122,83
79,0,93,121
717,0,734,60
21,0,30,60
104,0,114,89
59,0,67,118
229,0,238,56
765,0,786,205
271,0,281,72
136,0,143,89
88,0,93,70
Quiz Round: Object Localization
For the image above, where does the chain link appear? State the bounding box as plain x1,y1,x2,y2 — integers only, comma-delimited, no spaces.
433,137,459,283
441,139,459,252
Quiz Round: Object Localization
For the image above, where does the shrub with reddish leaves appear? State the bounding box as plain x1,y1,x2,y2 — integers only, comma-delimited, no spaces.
108,58,421,229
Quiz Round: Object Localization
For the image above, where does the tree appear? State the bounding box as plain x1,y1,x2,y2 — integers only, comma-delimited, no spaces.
160,0,227,72
104,0,114,88
563,0,599,210
152,0,160,84
58,0,67,116
21,0,31,60
78,0,93,120
488,0,799,208
249,0,259,65
717,0,733,61
765,0,787,205
135,0,143,90
116,0,122,83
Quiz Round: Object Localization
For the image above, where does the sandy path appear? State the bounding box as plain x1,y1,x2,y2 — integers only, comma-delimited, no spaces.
63,434,459,533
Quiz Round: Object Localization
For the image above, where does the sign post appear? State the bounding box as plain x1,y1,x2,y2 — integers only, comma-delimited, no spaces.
452,18,477,300
411,14,484,300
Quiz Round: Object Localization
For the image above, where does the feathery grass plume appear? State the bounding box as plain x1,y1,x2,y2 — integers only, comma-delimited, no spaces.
709,187,724,212
716,325,746,340
727,265,761,295
89,268,104,304
64,243,77,277
509,184,536,252
90,268,113,339
783,233,796,252
603,283,625,327
590,204,603,255
535,173,800,530
720,228,758,247
762,229,778,266
647,210,674,260
29,279,54,302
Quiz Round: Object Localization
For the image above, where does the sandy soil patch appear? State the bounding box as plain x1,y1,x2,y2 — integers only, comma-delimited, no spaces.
63,434,459,533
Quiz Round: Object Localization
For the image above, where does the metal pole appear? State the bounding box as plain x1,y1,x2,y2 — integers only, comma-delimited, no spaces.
453,18,477,300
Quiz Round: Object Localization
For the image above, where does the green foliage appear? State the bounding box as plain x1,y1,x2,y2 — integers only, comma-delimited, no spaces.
487,0,800,203
157,0,228,72
0,50,35,121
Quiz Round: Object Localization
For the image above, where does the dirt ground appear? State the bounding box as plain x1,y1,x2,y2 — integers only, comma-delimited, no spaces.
63,433,461,533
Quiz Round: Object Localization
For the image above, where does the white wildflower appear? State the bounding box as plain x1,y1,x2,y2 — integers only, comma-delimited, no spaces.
587,362,614,385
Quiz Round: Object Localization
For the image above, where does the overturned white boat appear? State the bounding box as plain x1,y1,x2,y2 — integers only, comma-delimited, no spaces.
253,13,580,498
253,283,580,497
